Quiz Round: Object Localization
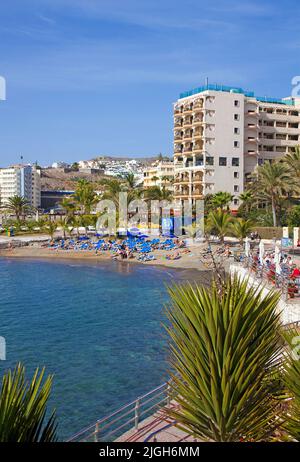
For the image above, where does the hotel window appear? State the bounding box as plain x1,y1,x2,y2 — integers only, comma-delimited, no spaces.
232,157,240,166
234,185,239,192
234,141,239,148
234,114,240,121
219,157,227,166
234,100,240,107
206,156,214,166
233,198,239,206
234,171,239,178
234,127,239,134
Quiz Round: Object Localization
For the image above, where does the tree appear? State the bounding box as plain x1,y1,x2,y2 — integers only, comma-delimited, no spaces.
206,209,232,243
283,331,300,441
71,162,79,172
165,276,283,442
122,172,137,190
100,178,136,208
73,180,98,214
60,197,77,219
239,191,253,214
161,175,171,188
0,363,57,442
230,218,253,245
3,196,31,223
43,221,57,239
144,186,173,201
287,205,300,227
211,192,234,210
283,146,300,180
250,161,297,227
151,176,159,186
58,216,73,239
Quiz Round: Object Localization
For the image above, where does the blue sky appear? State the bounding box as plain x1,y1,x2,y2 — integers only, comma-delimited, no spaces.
0,0,300,166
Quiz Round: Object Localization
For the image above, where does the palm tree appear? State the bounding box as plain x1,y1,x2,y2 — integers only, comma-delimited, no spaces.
3,196,31,223
151,176,159,186
283,145,300,180
283,331,300,441
100,178,137,207
206,208,232,243
122,172,137,190
211,192,234,210
60,197,77,219
230,218,253,245
144,186,173,201
43,221,57,239
0,363,57,442
99,178,123,208
58,217,73,239
165,276,283,442
161,175,170,188
239,191,253,214
73,179,98,214
250,161,297,226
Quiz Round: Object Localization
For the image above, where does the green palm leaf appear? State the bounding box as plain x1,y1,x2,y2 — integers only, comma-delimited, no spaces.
164,276,285,441
0,363,57,442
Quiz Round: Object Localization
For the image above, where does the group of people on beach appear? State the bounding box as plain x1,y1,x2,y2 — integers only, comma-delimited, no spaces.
47,235,189,263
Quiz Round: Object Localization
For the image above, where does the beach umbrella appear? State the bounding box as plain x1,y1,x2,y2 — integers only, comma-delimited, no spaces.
275,260,282,275
244,236,250,257
274,245,281,264
259,240,265,265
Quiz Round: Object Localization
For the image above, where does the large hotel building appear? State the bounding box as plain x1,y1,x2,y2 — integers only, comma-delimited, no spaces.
173,84,300,209
0,164,41,208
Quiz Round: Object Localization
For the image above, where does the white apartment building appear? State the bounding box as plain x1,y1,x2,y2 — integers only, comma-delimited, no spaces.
0,164,41,208
143,160,174,191
173,84,300,209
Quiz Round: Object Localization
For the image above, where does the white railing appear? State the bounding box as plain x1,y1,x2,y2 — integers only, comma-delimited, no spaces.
67,382,171,442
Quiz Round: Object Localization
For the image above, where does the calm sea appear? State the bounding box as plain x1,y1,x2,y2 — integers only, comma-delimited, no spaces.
0,258,199,440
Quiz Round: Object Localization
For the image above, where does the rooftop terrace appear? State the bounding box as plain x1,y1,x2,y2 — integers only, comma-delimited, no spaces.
179,84,295,106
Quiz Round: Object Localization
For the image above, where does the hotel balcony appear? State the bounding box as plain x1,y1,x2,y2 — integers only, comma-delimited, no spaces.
193,143,204,153
174,189,190,197
193,101,204,110
192,173,204,183
246,137,258,143
174,107,183,116
183,104,193,114
193,129,203,139
263,113,300,122
183,146,193,154
174,171,189,181
174,130,182,140
174,119,183,128
174,144,183,155
247,110,259,117
245,150,259,156
193,116,204,125
182,118,193,128
183,130,193,140
191,188,203,198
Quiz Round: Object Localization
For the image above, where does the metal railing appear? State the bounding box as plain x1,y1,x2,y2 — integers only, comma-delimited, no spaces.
67,382,171,442
237,255,300,302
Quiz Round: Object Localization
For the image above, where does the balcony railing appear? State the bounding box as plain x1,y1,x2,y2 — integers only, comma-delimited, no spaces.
67,382,171,442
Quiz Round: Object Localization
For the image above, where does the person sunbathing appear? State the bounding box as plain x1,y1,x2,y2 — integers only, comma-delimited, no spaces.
166,252,181,260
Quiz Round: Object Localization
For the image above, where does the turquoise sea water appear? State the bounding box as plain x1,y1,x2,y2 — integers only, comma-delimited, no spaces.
0,258,195,440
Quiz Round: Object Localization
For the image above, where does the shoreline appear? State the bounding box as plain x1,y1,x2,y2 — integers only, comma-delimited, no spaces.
0,244,212,274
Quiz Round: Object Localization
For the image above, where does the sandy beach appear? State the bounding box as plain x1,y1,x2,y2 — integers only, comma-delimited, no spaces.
0,243,212,272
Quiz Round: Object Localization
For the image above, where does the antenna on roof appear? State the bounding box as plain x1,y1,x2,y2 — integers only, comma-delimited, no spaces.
205,77,209,88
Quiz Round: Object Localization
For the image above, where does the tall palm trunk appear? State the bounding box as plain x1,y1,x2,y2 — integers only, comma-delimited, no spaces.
271,195,277,227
